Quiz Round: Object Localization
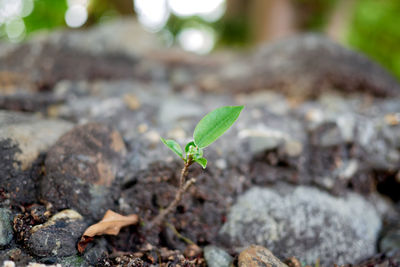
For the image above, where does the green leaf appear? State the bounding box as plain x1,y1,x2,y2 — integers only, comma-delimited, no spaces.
160,137,184,159
194,105,244,148
185,141,196,154
194,157,207,169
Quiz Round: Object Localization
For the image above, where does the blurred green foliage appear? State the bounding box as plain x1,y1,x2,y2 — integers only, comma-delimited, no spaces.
24,0,67,33
347,0,400,80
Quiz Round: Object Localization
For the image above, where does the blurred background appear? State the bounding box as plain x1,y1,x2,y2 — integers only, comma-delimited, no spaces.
0,0,399,80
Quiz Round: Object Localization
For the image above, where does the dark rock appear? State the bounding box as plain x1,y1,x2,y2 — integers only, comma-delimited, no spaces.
0,248,34,266
40,123,126,220
27,209,87,258
380,222,400,253
199,34,400,98
0,42,138,92
219,185,383,266
0,208,13,247
238,245,288,267
82,237,108,266
0,112,72,204
0,138,36,204
0,93,65,113
59,255,89,267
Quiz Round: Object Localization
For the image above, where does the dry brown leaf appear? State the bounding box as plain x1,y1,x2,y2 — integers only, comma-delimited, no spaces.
78,210,139,253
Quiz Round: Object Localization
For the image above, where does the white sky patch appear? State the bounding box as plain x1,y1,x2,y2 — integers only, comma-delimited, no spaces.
65,4,88,28
135,0,169,32
168,0,225,22
177,27,215,54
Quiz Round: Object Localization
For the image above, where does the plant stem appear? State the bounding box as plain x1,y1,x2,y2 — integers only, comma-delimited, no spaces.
146,160,195,230
165,222,195,245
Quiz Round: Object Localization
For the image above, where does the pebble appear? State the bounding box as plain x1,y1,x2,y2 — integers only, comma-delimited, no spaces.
27,210,87,258
238,245,288,267
0,208,13,247
204,245,233,267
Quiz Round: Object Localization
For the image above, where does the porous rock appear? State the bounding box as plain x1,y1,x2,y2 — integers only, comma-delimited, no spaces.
219,185,382,266
27,210,87,258
40,123,126,220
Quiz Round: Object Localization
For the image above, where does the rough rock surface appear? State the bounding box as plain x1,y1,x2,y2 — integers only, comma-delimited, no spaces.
40,123,126,220
219,185,382,265
27,210,87,258
0,111,73,170
0,208,13,247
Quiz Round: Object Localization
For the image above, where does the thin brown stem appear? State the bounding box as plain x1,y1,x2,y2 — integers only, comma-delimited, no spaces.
146,160,195,230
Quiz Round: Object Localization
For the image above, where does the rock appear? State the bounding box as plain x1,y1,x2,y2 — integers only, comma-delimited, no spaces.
46,18,161,57
40,123,126,220
0,248,34,266
200,34,400,98
0,208,13,247
27,210,87,258
58,256,88,267
219,185,382,265
238,245,288,267
0,111,73,170
380,223,400,253
238,113,305,155
82,237,108,266
204,245,233,267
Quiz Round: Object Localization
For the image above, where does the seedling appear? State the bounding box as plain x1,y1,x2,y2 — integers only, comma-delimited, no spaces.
147,105,244,229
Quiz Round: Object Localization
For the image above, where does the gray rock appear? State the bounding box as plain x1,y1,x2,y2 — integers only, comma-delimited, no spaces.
238,113,305,156
204,245,233,267
238,245,288,267
219,185,382,266
0,208,13,247
0,111,73,170
40,123,126,220
27,210,87,258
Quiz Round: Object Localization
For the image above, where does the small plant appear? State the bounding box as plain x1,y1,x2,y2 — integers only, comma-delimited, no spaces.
147,105,244,229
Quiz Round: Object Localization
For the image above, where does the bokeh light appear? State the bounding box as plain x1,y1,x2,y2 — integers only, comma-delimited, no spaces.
65,4,88,28
134,0,169,32
134,0,226,53
65,0,89,28
0,0,33,41
168,0,225,22
177,26,215,54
